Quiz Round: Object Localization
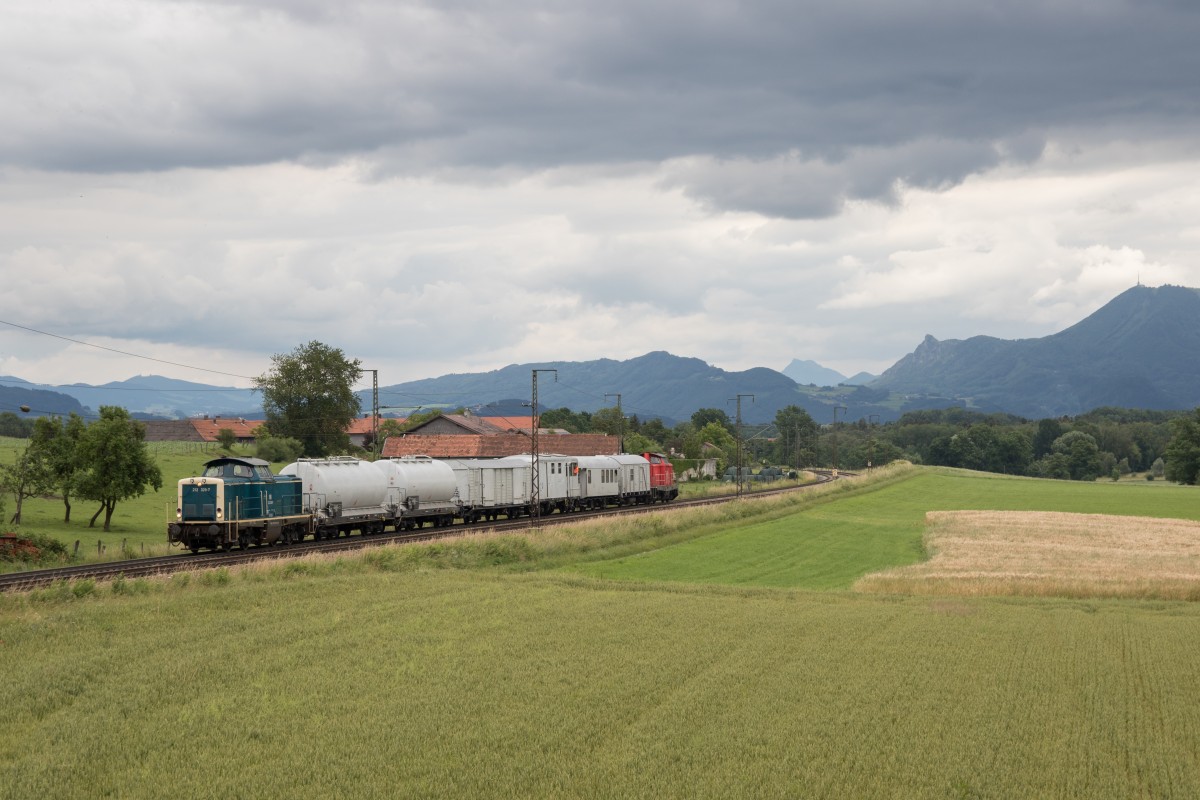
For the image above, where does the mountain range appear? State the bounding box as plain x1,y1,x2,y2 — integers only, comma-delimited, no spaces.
873,284,1200,418
4,284,1199,425
0,375,260,421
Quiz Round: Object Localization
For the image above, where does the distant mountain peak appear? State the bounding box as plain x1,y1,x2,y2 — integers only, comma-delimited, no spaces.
781,358,846,386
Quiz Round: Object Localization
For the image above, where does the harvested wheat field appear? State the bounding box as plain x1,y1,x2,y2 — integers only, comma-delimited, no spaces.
855,510,1200,600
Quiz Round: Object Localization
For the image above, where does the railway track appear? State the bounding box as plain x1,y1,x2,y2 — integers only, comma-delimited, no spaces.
0,470,844,593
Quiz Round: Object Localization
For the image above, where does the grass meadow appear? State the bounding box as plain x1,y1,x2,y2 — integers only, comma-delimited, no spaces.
5,463,1200,796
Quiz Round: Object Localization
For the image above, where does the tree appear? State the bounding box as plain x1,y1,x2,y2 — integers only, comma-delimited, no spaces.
27,413,86,522
255,434,304,464
686,422,737,468
1032,418,1064,459
377,418,407,442
691,408,732,433
539,407,592,433
216,428,238,452
255,340,363,457
621,431,663,455
73,406,163,531
639,418,670,446
591,407,627,437
0,411,34,438
773,405,818,466
1164,408,1200,485
1,445,55,525
1051,430,1103,481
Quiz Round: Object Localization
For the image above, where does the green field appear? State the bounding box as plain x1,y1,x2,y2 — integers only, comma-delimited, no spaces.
4,466,1200,798
570,468,1200,589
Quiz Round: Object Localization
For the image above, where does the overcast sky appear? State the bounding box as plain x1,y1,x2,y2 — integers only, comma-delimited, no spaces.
2,0,1199,395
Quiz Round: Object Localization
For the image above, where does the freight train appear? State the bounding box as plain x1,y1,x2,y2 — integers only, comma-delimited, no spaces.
168,452,678,552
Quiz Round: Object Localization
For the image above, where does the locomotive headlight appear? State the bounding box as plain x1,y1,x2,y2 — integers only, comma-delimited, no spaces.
217,508,223,518
176,508,182,520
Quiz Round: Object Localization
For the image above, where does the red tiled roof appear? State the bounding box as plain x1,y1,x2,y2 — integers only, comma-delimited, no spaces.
381,433,618,458
190,418,265,441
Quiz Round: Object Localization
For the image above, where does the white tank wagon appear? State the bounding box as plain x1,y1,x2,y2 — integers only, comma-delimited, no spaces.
376,456,460,528
279,457,398,539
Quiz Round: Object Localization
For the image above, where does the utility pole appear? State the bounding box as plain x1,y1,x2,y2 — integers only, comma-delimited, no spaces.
605,393,623,453
368,369,379,460
730,394,755,497
832,405,848,477
530,368,557,525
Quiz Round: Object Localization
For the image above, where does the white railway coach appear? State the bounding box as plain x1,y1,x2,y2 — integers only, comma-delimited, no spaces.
610,453,652,502
575,455,621,509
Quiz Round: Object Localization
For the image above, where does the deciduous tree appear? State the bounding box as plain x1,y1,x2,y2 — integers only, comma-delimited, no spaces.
73,406,163,531
255,341,363,457
39,413,85,521
216,428,238,452
1164,408,1200,485
1,445,55,525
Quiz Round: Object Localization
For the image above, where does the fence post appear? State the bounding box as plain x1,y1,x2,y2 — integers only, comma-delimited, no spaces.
74,540,80,558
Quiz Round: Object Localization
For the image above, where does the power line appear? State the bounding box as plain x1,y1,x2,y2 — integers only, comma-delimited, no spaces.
0,319,259,381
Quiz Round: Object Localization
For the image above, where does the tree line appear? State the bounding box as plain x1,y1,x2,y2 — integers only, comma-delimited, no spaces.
543,403,1200,485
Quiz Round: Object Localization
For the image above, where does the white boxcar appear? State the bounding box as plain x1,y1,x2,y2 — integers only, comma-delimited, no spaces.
279,457,396,537
375,456,460,528
444,454,580,521
442,457,532,522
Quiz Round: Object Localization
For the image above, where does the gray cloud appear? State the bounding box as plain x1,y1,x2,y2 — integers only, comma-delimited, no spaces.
4,0,1199,218
4,1,1200,389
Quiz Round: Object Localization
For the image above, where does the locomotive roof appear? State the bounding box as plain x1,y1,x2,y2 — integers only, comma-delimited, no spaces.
201,456,272,468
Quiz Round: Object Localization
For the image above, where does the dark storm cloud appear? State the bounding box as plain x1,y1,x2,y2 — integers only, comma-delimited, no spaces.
4,0,1199,216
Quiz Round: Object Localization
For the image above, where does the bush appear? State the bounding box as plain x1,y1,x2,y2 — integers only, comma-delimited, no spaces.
0,531,71,565
255,435,304,463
